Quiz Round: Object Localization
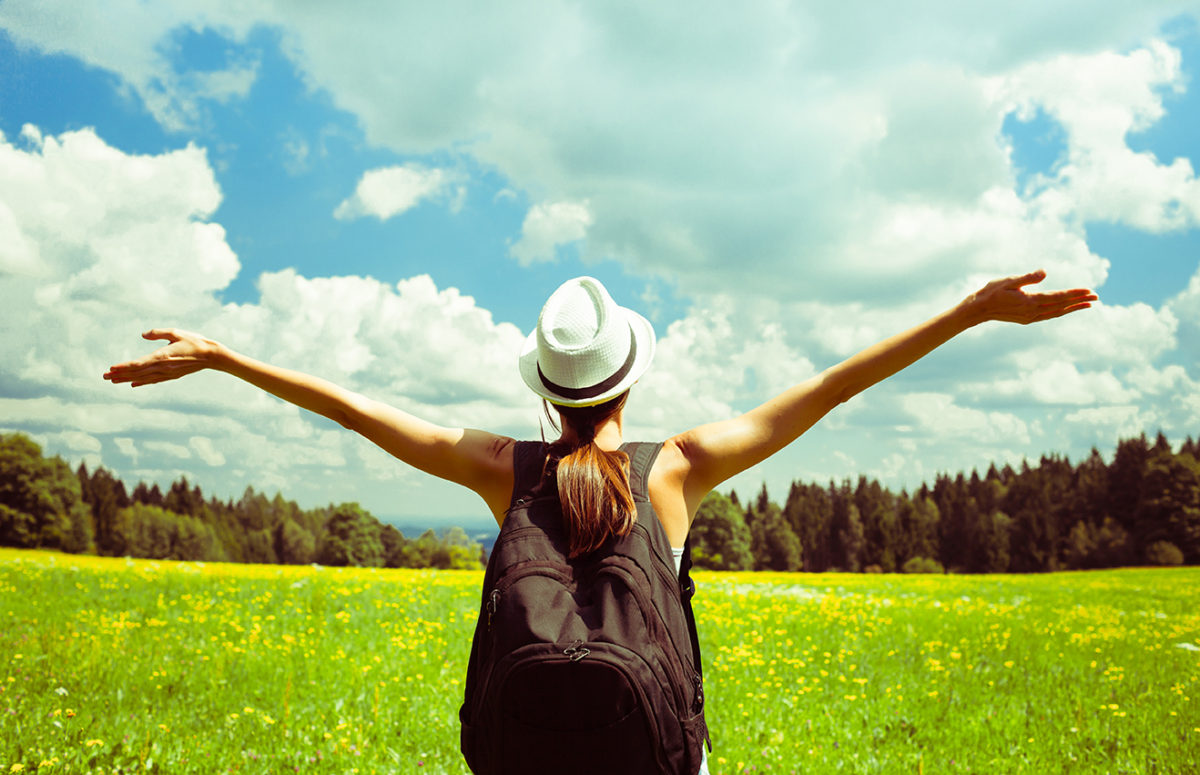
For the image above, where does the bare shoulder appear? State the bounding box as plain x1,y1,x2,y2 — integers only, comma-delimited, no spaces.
647,436,701,545
482,433,517,467
654,427,728,511
459,431,516,525
650,435,689,476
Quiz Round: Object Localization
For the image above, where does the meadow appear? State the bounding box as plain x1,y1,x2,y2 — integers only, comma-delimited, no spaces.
1,548,1197,774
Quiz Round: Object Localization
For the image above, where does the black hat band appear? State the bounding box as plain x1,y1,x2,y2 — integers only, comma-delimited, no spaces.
537,325,637,401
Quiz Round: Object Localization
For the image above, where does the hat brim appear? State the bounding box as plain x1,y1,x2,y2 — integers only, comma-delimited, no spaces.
519,307,656,408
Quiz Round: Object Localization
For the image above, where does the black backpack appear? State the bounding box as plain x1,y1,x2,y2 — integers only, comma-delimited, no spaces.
459,441,709,775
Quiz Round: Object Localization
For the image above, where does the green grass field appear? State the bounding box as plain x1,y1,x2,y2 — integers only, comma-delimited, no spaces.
2,548,1197,774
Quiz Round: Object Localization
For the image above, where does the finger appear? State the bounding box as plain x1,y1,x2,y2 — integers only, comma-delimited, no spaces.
142,328,179,342
104,359,157,378
104,368,146,384
103,365,136,380
1035,301,1093,322
104,359,144,374
1033,289,1098,306
1009,269,1047,289
105,362,169,382
120,370,168,386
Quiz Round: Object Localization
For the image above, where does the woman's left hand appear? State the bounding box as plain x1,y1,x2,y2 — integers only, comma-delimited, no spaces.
964,270,1097,325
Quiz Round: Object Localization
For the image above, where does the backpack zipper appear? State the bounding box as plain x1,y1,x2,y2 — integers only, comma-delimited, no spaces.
562,639,590,661
486,589,500,630
485,560,575,633
594,562,690,716
629,523,706,710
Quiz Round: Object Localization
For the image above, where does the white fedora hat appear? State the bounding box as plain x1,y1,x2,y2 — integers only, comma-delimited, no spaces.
519,277,656,407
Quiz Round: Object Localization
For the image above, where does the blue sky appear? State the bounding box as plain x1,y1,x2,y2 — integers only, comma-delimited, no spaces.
1,2,1198,530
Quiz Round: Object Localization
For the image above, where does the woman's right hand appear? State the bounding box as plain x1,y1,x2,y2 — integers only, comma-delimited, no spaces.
103,328,223,387
961,269,1097,326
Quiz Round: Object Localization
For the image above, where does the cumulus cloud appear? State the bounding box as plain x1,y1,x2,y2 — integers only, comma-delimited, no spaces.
1,1,1192,304
510,201,593,265
144,440,192,460
113,436,139,465
43,430,102,456
0,126,536,517
627,295,818,440
996,39,1200,233
900,392,1031,445
1063,405,1155,442
333,164,455,221
1166,261,1200,362
0,125,235,407
189,436,226,466
0,1,260,131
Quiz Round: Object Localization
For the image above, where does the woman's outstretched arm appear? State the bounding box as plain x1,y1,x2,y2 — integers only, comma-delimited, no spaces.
662,270,1097,516
104,329,515,519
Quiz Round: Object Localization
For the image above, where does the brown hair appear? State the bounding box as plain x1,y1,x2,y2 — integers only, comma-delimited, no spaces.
543,392,635,557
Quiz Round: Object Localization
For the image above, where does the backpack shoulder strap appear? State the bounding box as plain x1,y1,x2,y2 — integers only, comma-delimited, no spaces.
509,441,549,506
621,441,662,503
621,441,704,680
680,535,703,678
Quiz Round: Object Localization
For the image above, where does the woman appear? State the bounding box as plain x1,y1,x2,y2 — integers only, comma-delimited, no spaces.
104,270,1095,772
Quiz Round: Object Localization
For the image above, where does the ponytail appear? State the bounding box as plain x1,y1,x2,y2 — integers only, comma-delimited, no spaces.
543,393,635,558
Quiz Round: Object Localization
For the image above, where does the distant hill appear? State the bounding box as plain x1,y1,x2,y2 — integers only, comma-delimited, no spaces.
385,519,500,555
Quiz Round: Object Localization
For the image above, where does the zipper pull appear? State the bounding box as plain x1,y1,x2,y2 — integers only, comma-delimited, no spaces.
692,673,704,713
486,589,500,630
563,639,590,662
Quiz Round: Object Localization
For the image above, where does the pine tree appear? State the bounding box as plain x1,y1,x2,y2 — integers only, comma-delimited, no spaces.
1109,434,1150,538
749,493,802,571
785,482,833,572
1137,449,1200,563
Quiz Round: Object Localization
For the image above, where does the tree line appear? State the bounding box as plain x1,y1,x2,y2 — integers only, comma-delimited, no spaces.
2,430,1197,572
0,432,483,569
690,432,1199,572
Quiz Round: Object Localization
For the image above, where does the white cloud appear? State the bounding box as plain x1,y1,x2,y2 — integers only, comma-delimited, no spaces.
625,294,819,441
0,1,262,130
144,440,192,460
1047,301,1178,368
185,60,258,105
509,201,593,265
333,164,454,221
43,430,102,455
189,436,226,467
0,126,544,517
0,2,261,131
1008,362,1136,405
113,437,139,465
1,2,1193,304
0,126,234,410
998,40,1200,232
1166,261,1200,361
900,392,1031,445
1063,405,1154,442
